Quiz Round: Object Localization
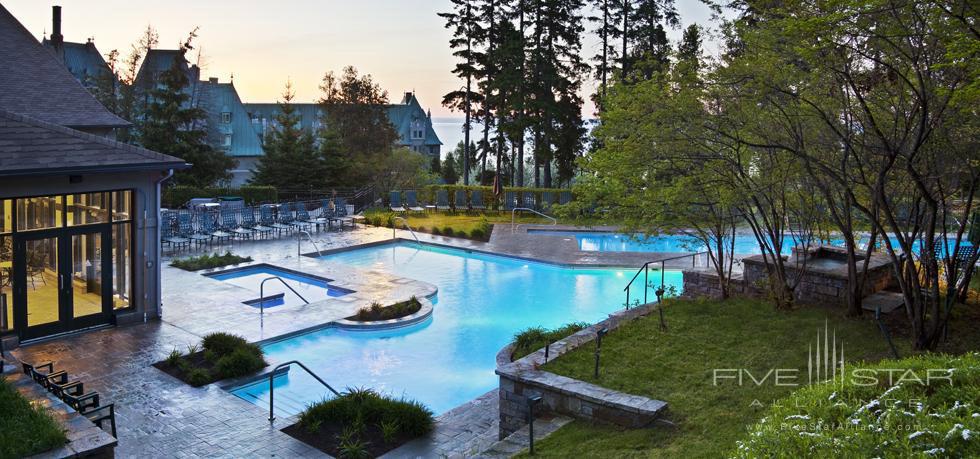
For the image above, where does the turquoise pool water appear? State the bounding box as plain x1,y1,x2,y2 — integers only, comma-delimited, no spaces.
231,242,682,416
528,230,810,254
207,264,352,308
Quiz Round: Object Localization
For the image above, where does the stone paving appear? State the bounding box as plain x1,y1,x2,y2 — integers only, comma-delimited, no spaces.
6,221,683,458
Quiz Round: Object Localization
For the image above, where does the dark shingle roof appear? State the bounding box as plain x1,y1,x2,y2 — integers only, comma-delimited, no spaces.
0,5,128,129
0,109,186,177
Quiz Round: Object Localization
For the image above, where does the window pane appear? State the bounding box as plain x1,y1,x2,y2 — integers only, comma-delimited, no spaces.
68,193,109,226
112,190,132,222
0,199,11,234
72,232,104,318
17,196,62,231
0,234,11,334
112,223,131,309
26,237,59,327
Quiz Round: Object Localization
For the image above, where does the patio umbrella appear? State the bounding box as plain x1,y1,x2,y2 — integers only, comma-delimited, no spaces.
492,172,503,197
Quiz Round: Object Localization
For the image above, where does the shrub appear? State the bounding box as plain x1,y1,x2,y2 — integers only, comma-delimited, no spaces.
380,419,399,444
469,228,486,240
201,332,250,356
511,322,589,361
431,227,442,236
171,251,252,271
350,298,422,322
300,387,434,439
337,437,370,459
186,368,211,387
166,348,182,367
734,353,980,458
442,226,455,236
214,348,267,379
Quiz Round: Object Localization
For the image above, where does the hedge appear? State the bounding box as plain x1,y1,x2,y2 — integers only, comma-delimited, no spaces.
384,185,571,210
163,185,278,208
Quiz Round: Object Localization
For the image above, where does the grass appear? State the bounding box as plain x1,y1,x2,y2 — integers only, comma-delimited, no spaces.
511,322,589,361
0,377,66,459
734,352,980,457
520,297,916,458
363,210,557,241
284,387,434,457
153,332,267,386
349,297,422,322
171,251,252,271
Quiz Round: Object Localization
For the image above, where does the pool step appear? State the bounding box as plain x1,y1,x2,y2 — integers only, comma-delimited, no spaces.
236,389,311,418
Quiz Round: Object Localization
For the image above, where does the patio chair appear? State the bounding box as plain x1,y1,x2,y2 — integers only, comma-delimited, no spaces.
453,190,467,213
179,216,209,247
435,190,451,212
22,361,55,380
161,216,190,251
559,191,572,205
470,190,487,212
521,192,536,209
405,191,425,212
283,202,312,232
63,386,101,413
241,208,273,239
221,209,253,240
82,403,117,438
199,216,231,245
294,203,318,231
390,192,406,212
259,206,291,236
503,191,517,212
334,198,355,228
541,192,554,211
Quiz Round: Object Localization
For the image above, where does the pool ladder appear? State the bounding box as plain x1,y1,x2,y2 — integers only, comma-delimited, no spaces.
511,207,557,233
297,230,322,257
258,277,309,315
392,217,421,244
268,360,340,422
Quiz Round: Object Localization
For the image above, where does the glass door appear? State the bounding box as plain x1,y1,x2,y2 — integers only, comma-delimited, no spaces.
13,228,111,340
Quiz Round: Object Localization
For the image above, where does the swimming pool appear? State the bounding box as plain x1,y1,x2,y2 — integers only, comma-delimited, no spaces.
528,230,806,254
207,264,353,308
230,242,683,416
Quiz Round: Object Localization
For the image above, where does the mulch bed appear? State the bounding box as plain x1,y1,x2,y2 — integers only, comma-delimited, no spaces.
152,351,222,387
282,421,417,457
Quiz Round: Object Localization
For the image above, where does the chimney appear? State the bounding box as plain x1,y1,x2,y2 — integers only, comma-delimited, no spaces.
51,6,63,46
209,77,219,83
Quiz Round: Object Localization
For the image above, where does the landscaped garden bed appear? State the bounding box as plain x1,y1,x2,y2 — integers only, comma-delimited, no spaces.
282,387,434,457
171,251,253,271
514,297,921,458
347,297,422,322
510,322,588,361
0,377,67,458
363,211,558,242
736,352,980,457
153,333,267,387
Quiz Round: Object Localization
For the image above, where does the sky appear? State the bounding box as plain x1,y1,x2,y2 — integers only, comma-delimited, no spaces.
5,0,721,117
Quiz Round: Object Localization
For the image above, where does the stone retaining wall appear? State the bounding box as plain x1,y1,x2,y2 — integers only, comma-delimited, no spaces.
495,304,667,439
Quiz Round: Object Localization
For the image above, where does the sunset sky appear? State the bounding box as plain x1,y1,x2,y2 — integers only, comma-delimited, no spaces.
5,0,719,117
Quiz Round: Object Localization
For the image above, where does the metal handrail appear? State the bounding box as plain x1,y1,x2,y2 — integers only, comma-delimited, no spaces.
258,276,309,315
297,230,322,257
511,207,557,233
623,251,708,309
268,360,341,422
392,217,421,244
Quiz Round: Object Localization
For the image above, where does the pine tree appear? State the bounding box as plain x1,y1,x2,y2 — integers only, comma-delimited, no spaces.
441,144,461,184
250,81,323,189
623,0,677,81
588,0,622,104
140,32,234,187
439,0,483,185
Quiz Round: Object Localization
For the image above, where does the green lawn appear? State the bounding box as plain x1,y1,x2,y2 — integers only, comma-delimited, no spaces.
363,210,558,239
521,298,915,458
0,377,66,459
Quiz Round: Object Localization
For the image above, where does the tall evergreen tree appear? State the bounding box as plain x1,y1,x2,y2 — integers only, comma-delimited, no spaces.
140,33,233,187
439,0,483,185
250,81,323,189
588,0,622,104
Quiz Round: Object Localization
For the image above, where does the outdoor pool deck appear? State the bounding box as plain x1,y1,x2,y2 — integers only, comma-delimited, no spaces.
8,223,686,458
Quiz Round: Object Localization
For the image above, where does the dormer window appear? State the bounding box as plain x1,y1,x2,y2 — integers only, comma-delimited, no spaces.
411,118,424,140
223,134,232,147
221,112,232,124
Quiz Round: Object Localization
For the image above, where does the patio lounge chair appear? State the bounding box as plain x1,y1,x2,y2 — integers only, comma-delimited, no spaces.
405,191,425,212
161,216,190,251
179,216,210,247
453,190,467,213
559,191,572,205
241,208,273,239
221,209,253,240
334,198,355,228
260,205,291,236
294,204,318,231
503,191,517,212
283,202,312,232
521,192,535,209
470,190,487,212
199,216,232,245
390,192,406,212
541,192,554,211
435,190,451,212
